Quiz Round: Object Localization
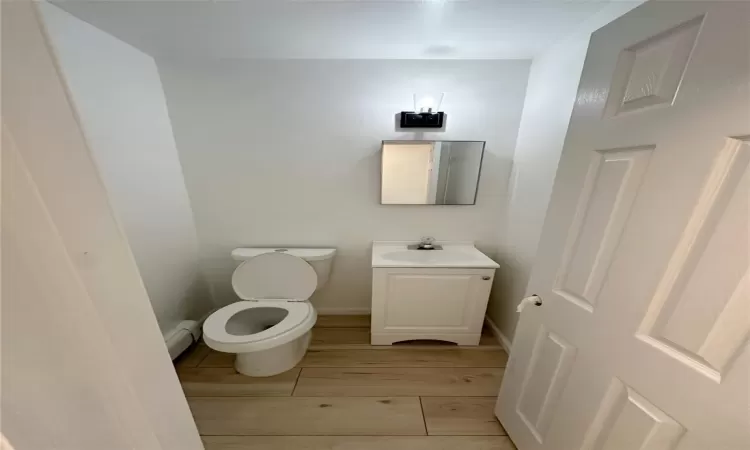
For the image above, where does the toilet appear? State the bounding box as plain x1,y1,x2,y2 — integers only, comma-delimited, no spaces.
203,247,335,376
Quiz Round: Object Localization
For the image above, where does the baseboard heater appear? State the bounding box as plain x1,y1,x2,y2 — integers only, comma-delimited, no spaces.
164,320,202,360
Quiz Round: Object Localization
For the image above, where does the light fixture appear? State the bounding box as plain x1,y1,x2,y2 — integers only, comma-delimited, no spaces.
399,93,445,129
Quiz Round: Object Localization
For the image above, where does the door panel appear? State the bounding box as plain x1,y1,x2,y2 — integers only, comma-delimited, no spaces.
515,328,576,443
497,2,750,449
637,138,750,382
581,379,685,450
604,15,703,117
555,146,653,311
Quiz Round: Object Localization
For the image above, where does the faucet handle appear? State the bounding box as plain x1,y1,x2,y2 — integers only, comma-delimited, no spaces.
420,236,435,245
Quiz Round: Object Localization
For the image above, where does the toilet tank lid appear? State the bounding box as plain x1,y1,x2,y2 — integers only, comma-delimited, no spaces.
232,247,336,261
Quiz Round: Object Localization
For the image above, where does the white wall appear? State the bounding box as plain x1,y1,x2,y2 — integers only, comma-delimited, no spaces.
488,0,646,343
158,59,530,312
1,1,202,448
38,2,213,336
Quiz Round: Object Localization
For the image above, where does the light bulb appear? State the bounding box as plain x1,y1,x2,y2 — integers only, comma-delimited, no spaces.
417,96,436,113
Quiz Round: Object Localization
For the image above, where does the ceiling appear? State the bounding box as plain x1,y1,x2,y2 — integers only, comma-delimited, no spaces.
53,0,613,60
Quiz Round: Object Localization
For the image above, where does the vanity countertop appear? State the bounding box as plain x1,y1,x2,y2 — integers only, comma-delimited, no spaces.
371,241,500,269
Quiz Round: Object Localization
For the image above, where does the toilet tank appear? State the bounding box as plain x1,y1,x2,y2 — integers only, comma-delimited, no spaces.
231,247,336,289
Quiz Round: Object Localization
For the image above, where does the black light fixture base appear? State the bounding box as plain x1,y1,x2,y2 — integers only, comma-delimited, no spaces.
399,111,445,129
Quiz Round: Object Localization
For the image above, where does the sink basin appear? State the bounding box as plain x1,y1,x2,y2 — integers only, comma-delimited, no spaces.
372,241,499,268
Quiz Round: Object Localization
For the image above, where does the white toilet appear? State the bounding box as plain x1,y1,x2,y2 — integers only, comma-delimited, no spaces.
203,247,335,377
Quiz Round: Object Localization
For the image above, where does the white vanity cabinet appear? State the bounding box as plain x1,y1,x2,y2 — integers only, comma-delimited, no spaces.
371,267,495,345
370,242,500,346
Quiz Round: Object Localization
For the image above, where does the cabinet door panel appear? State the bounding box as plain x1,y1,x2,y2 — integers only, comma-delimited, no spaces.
384,273,474,328
372,268,494,335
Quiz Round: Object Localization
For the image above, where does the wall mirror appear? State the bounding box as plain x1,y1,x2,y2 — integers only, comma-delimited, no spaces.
381,140,485,205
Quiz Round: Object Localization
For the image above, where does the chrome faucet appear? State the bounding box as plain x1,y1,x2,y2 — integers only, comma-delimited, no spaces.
408,236,442,250
419,236,435,249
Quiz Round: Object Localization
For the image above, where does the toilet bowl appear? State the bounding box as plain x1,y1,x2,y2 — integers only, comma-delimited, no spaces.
203,248,335,377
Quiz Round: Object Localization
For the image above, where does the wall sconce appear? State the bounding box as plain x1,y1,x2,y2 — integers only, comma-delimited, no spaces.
400,93,445,128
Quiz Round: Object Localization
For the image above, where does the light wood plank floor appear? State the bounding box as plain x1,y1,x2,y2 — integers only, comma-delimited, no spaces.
174,316,515,450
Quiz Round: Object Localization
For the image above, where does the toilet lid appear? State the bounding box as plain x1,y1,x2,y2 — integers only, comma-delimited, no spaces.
232,252,317,301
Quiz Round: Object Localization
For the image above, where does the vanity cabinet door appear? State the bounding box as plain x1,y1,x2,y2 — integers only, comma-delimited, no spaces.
371,268,495,345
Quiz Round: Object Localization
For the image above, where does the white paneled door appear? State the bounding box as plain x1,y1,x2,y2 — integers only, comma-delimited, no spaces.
496,1,749,450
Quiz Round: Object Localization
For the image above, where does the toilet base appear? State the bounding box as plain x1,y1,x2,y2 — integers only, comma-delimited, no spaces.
234,331,312,377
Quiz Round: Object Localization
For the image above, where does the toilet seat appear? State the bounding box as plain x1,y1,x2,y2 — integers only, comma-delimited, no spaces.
203,300,315,353
203,252,319,353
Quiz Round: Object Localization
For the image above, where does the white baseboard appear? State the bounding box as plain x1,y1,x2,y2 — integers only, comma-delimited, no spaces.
485,315,512,355
316,307,371,315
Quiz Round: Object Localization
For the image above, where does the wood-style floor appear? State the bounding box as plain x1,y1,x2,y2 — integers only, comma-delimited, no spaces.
174,316,516,450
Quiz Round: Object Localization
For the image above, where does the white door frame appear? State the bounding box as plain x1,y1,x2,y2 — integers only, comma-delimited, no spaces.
1,1,203,448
